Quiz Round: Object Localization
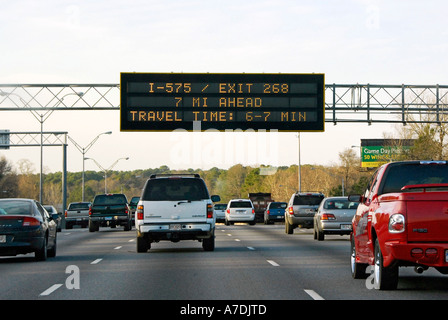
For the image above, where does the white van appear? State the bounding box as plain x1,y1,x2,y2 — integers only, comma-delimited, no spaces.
135,174,220,252
225,199,255,225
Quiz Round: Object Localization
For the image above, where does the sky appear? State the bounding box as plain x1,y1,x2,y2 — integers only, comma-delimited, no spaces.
0,0,447,174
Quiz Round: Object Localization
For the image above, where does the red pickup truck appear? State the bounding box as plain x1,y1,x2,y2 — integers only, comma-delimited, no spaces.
349,160,448,290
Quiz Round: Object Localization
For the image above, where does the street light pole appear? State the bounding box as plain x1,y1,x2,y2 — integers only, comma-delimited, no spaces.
68,131,112,201
85,157,129,193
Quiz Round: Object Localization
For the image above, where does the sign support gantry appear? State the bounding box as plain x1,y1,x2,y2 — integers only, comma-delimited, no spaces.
1,82,447,125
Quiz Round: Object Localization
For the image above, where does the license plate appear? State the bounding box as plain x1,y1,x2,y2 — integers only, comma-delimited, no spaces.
236,210,246,214
170,224,182,231
0,235,6,243
277,216,284,219
341,224,352,230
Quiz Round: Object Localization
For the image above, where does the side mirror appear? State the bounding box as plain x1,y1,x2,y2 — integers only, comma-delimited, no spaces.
348,194,362,202
211,195,221,202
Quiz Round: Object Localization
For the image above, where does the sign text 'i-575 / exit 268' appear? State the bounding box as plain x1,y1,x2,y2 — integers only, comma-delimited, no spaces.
120,73,325,132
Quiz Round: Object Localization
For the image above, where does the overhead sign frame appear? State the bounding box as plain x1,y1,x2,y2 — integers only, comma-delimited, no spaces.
120,72,325,132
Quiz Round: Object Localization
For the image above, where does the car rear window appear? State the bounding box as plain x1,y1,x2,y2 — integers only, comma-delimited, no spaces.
270,202,287,209
93,195,127,205
142,178,209,201
293,195,324,206
381,162,448,194
229,201,252,208
0,200,32,215
324,199,359,210
69,203,90,210
214,204,227,210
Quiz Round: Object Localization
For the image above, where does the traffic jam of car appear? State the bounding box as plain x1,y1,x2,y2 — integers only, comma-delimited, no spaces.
1,161,448,291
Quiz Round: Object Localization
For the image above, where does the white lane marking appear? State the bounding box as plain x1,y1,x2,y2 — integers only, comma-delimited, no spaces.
39,284,63,297
114,246,122,250
227,234,232,236
304,289,325,300
267,260,280,267
235,239,241,242
247,247,255,250
91,258,103,265
128,239,135,242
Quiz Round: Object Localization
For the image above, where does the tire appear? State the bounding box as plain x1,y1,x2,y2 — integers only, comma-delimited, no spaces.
350,237,368,279
202,235,215,251
374,238,399,290
285,221,294,234
137,236,150,252
316,224,325,241
123,219,131,231
47,234,57,258
89,220,96,232
35,237,47,261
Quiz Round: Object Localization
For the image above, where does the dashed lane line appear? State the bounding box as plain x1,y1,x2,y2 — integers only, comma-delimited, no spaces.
304,289,325,300
267,260,280,267
39,284,63,297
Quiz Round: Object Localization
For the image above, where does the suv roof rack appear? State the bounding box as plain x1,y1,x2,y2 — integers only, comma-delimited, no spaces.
149,173,200,179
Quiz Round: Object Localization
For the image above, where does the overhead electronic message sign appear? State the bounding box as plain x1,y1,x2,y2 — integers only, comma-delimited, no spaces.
120,73,325,132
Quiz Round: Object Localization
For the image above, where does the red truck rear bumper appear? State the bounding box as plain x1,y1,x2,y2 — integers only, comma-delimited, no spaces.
385,241,448,267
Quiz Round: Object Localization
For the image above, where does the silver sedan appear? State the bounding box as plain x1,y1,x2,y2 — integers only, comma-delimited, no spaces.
313,196,359,241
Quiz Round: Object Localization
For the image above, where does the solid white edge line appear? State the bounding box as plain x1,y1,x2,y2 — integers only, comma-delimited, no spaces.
114,246,122,249
304,289,325,300
39,284,63,297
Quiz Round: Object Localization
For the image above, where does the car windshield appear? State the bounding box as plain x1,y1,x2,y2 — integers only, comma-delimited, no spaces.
381,163,448,194
293,195,324,206
270,202,287,209
324,199,359,210
93,195,127,205
142,178,209,201
0,200,32,215
229,201,252,208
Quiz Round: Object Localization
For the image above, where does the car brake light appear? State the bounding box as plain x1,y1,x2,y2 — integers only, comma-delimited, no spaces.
207,204,213,219
22,217,41,226
226,209,230,214
266,210,270,215
89,206,92,216
288,207,294,215
252,209,255,214
65,210,68,217
137,205,144,220
389,214,405,233
321,214,336,220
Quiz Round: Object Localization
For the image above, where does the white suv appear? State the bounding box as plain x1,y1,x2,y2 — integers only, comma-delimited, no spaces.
135,174,220,252
225,199,256,225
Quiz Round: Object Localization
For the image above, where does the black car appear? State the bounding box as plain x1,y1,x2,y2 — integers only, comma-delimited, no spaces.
0,198,58,261
89,194,132,232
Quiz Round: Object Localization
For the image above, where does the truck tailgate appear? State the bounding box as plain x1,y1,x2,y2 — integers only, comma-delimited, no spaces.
405,192,448,242
142,200,207,223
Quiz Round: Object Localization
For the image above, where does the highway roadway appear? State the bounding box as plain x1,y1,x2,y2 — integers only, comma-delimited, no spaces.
1,223,448,305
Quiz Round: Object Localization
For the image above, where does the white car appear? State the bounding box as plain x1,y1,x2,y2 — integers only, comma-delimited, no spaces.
135,174,220,252
225,199,255,225
213,203,227,223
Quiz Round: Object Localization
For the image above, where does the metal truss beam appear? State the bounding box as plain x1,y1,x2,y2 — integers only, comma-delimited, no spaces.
0,131,67,148
1,83,447,124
